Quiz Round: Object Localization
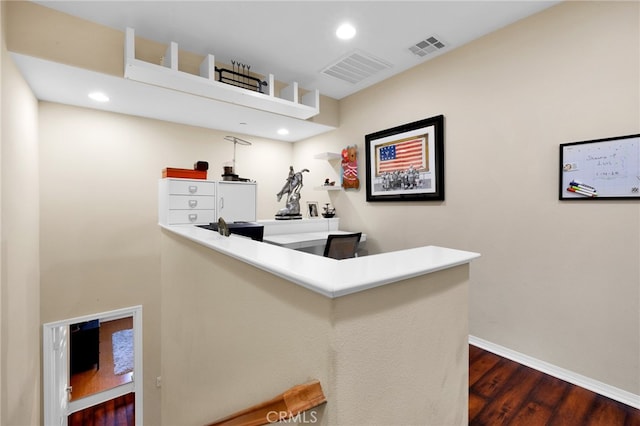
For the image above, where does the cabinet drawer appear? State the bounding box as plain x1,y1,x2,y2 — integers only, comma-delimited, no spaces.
166,210,216,225
167,195,215,210
166,180,215,196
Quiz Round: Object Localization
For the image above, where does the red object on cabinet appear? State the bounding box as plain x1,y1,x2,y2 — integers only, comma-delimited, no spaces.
162,168,207,179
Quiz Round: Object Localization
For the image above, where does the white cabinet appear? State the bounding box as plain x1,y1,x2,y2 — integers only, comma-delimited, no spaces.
159,178,217,225
159,179,257,225
217,181,257,222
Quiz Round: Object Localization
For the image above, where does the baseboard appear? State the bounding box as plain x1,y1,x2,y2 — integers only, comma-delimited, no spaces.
469,335,640,410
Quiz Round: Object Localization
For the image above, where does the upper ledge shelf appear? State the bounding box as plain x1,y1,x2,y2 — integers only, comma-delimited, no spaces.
313,152,342,160
124,28,320,120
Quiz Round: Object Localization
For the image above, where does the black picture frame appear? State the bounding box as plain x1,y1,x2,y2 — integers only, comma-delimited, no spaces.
365,115,444,202
559,133,640,200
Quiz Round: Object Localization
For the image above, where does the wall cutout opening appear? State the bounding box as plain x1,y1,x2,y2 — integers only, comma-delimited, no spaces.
43,306,143,425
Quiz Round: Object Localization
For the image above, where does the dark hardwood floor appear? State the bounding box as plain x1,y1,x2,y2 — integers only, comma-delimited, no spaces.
68,392,134,426
470,344,640,426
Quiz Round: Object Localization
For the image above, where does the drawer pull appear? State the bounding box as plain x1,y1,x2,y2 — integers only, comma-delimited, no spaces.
188,214,198,222
188,185,198,194
188,200,198,208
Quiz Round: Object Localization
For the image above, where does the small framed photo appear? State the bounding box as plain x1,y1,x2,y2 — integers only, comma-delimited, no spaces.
559,133,640,200
307,201,319,218
365,115,445,202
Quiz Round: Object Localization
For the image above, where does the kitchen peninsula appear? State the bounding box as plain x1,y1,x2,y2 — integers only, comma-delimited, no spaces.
160,223,479,425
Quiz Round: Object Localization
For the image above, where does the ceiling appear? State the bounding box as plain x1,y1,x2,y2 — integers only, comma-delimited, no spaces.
16,1,560,141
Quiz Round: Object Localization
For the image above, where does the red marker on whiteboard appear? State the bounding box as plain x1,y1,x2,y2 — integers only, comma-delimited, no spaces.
568,187,597,197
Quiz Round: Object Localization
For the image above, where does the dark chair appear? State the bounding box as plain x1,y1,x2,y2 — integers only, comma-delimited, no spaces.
323,232,362,260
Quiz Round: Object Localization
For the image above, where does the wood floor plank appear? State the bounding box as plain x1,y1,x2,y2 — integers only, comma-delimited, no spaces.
94,403,105,426
469,392,488,422
127,402,135,426
584,395,627,426
115,407,127,426
511,401,553,426
547,382,597,426
471,357,520,399
104,398,116,425
471,364,543,426
469,350,502,387
627,408,640,426
528,372,570,408
69,412,82,426
68,392,134,425
469,344,485,364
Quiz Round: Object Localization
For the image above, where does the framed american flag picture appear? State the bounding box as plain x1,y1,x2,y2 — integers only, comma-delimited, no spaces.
365,115,444,202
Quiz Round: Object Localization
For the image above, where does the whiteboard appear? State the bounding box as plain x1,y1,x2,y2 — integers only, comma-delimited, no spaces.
559,134,640,199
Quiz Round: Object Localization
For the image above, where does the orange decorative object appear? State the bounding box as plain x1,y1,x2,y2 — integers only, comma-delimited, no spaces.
207,380,326,426
162,168,207,179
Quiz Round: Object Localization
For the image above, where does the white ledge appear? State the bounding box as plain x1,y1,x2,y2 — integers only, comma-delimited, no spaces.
161,224,480,298
125,27,320,120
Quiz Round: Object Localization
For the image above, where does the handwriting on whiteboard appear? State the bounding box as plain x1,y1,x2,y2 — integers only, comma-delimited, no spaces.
586,149,628,180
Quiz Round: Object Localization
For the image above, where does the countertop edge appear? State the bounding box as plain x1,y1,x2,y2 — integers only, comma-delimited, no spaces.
160,224,480,298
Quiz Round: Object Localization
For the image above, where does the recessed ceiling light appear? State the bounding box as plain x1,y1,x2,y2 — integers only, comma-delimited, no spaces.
88,91,109,102
336,23,356,40
277,128,289,135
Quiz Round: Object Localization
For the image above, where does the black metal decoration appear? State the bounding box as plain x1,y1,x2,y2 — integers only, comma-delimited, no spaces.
215,61,267,93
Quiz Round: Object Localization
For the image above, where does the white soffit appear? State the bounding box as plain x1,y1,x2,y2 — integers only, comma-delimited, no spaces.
11,53,335,143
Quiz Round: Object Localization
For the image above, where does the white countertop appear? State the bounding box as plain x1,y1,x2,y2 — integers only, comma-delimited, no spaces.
161,224,480,298
258,217,339,235
263,231,367,249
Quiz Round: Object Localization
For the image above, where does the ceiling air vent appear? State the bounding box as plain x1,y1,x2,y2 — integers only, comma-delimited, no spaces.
321,50,392,85
409,35,447,57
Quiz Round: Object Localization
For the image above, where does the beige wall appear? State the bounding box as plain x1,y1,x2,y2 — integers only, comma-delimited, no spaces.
0,1,41,423
37,103,293,424
296,1,640,395
160,232,333,425
161,231,470,425
330,266,469,425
